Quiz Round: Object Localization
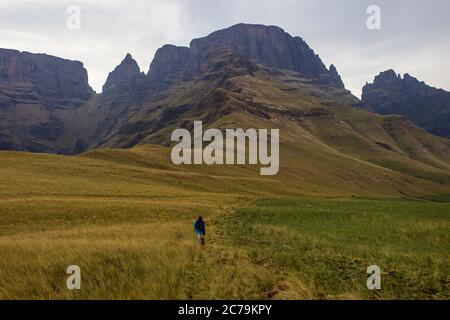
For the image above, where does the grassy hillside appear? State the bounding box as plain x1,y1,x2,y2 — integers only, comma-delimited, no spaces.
0,146,449,299
93,65,450,196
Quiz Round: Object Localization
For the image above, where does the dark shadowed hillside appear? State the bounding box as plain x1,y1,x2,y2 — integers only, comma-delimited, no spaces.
0,48,93,153
362,70,450,139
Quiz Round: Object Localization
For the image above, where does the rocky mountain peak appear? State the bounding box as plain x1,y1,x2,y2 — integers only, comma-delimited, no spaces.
102,53,141,92
402,73,423,86
376,69,399,81
363,69,405,94
364,70,441,94
0,48,93,100
188,23,343,87
147,45,190,84
0,48,94,154
145,24,345,88
362,70,450,138
328,64,345,88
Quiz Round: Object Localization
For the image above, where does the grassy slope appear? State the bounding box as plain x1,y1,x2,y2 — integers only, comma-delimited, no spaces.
1,63,450,300
0,149,249,299
0,146,449,299
108,69,450,197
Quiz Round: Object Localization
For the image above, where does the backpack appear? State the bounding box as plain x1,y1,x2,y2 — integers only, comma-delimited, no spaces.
194,220,205,232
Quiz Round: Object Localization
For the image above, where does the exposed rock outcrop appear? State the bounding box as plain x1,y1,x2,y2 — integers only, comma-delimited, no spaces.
148,45,190,84
0,49,94,154
190,24,336,83
328,64,345,88
102,53,143,92
146,24,345,88
362,70,450,139
0,48,93,101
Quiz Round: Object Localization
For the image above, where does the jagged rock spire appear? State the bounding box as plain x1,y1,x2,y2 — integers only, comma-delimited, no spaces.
102,53,141,92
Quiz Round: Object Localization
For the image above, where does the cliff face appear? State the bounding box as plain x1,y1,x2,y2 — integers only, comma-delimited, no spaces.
328,64,345,88
102,53,143,92
0,24,357,154
145,24,345,88
0,48,93,101
148,45,191,84
0,49,94,153
190,24,342,86
362,70,450,138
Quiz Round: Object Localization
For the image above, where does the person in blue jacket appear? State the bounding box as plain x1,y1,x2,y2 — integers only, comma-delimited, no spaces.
194,216,206,245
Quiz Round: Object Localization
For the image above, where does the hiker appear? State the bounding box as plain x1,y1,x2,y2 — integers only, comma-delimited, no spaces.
194,216,206,245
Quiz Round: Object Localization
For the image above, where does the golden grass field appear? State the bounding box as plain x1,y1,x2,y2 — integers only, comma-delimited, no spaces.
0,146,274,299
0,145,449,299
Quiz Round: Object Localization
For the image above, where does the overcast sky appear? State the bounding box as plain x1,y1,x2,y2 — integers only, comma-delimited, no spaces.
1,0,449,97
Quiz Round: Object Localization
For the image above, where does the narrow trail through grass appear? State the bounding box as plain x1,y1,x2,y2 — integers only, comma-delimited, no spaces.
179,196,325,300
1,194,448,299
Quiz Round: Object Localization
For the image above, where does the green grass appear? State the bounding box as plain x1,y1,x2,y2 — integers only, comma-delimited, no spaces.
225,197,450,299
0,147,449,300
419,194,450,203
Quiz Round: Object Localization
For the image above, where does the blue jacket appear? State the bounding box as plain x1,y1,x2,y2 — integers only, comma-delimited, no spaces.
194,219,206,235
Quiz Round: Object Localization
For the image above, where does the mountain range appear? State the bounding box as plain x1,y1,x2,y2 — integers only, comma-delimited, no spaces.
0,24,357,154
1,23,450,196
